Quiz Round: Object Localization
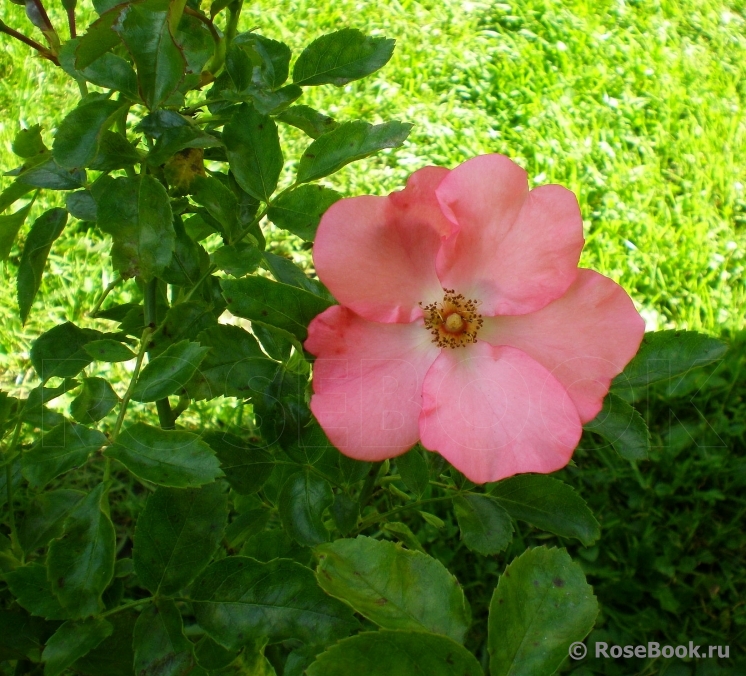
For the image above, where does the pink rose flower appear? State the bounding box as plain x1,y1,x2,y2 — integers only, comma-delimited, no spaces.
304,154,645,483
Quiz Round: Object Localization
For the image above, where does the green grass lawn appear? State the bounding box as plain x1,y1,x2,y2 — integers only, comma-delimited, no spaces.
2,0,745,390
1,0,745,673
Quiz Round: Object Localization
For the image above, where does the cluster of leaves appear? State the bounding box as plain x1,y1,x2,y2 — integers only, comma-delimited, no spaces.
0,0,730,674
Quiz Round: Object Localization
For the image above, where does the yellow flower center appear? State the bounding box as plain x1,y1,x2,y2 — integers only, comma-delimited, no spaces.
445,312,464,332
420,289,483,349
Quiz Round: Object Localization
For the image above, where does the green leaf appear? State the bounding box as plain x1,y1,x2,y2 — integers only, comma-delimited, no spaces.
97,174,175,281
224,508,270,549
114,558,134,578
0,609,52,662
133,600,197,676
42,618,113,676
148,300,217,357
59,41,139,100
238,641,278,676
47,483,116,618
262,251,330,298
0,200,34,261
52,98,124,169
281,647,316,676
186,324,279,400
106,422,223,487
223,103,283,202
234,32,291,89
83,339,136,362
21,422,108,489
72,611,137,676
75,7,124,70
489,475,600,546
293,29,395,86
252,323,292,362
145,124,221,167
13,124,47,158
175,14,214,92
224,42,255,92
93,301,140,322
488,546,598,676
297,120,412,183
23,379,78,417
194,635,241,670
66,190,98,221
184,213,216,241
17,207,68,323
190,175,239,240
30,322,101,381
612,329,728,390
133,483,227,595
315,536,471,643
20,381,77,428
114,0,187,109
239,528,297,562
279,470,333,546
381,522,425,553
222,276,332,342
131,340,209,402
84,54,140,100
331,492,359,536
24,378,80,413
23,407,65,430
18,489,85,553
306,630,483,676
396,447,429,497
17,157,86,190
0,180,34,214
70,377,118,423
584,392,651,461
160,218,209,286
453,495,514,556
324,448,371,489
6,564,68,620
419,510,445,529
0,534,20,573
249,84,303,115
203,431,274,495
267,184,341,241
91,132,143,171
212,242,263,278
276,105,337,139
192,556,357,650
282,422,331,465
137,109,191,138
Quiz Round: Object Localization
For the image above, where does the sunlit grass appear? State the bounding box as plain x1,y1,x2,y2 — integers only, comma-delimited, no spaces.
0,0,745,393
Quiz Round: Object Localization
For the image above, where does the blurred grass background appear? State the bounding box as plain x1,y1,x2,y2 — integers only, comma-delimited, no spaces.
1,0,745,394
1,0,745,673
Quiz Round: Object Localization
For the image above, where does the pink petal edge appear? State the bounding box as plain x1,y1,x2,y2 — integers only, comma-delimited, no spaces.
312,166,452,324
435,154,585,316
305,305,440,461
418,341,582,483
480,269,645,423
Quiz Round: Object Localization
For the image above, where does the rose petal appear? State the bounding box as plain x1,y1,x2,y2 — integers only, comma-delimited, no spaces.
419,342,582,483
480,269,645,423
435,154,584,316
313,166,452,323
306,305,440,461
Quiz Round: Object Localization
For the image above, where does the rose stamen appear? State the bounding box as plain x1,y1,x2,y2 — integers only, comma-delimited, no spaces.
419,289,483,349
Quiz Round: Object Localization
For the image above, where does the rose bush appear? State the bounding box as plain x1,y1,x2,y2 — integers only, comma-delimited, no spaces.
0,2,728,675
